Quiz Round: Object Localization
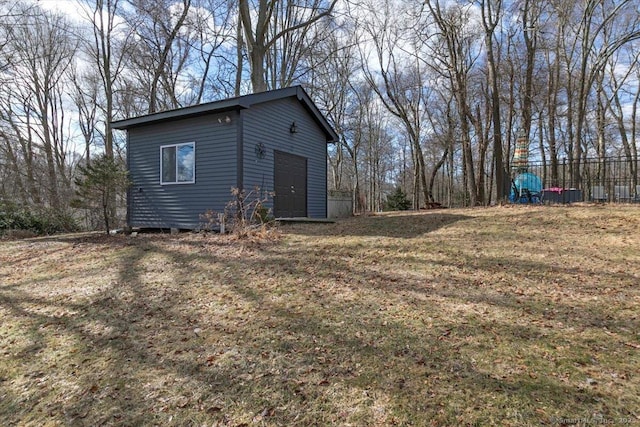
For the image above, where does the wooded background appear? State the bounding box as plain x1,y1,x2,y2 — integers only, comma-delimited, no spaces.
1,0,639,223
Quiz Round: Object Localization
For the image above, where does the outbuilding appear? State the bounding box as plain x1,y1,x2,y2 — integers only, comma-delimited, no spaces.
112,86,338,229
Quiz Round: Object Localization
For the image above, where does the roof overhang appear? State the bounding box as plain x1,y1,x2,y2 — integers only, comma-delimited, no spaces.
111,86,339,143
111,101,249,130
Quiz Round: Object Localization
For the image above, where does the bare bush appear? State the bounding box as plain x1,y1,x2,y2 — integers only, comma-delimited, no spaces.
200,187,279,242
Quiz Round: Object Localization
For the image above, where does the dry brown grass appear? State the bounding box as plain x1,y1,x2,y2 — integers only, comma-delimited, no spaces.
1,205,639,426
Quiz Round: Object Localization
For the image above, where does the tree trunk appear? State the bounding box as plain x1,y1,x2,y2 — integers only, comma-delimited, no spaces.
249,46,268,92
482,0,505,202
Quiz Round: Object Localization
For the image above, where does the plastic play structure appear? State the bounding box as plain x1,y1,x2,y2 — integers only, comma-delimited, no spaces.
510,172,543,203
509,132,543,204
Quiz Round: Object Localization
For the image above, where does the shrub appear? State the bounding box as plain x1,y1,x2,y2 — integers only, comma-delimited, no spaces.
200,187,278,241
0,201,79,237
386,187,411,211
73,155,129,234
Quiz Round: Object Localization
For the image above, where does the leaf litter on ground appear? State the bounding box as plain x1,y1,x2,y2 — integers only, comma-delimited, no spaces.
0,205,639,426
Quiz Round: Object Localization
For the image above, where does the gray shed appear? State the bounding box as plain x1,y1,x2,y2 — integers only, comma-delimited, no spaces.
112,86,338,229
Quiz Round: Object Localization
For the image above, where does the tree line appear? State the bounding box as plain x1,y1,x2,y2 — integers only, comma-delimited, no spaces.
1,0,639,227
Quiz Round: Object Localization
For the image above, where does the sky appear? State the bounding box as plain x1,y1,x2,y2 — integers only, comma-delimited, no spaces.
35,0,85,21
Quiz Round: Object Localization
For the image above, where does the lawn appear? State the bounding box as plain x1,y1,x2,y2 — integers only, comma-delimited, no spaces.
1,205,639,426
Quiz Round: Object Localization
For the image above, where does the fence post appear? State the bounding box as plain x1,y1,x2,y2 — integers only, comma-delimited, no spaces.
562,158,567,204
603,157,607,202
218,213,225,234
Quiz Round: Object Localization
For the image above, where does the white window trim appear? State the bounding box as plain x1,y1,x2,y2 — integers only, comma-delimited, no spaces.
160,141,196,185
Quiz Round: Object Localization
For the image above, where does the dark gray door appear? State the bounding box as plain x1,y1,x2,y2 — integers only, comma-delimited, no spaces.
274,150,307,217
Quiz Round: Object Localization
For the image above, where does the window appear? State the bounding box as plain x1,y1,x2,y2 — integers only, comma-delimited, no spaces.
160,142,195,184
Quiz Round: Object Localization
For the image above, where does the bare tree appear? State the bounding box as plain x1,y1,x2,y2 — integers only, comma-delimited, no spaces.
425,0,481,205
306,26,359,192
479,0,506,202
69,66,100,166
1,12,79,209
0,0,22,74
343,83,393,213
77,0,144,159
604,46,640,188
126,0,192,113
540,6,565,185
238,0,338,92
0,5,78,210
357,0,436,208
631,64,640,190
187,0,238,102
423,87,457,206
562,0,640,186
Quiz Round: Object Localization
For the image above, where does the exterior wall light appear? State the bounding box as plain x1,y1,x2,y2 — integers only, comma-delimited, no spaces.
290,122,298,134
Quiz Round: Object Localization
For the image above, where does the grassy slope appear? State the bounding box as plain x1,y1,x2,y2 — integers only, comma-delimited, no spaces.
0,205,639,426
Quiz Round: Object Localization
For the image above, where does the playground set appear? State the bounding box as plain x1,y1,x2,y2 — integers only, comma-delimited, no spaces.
509,133,543,204
508,134,591,204
432,132,637,207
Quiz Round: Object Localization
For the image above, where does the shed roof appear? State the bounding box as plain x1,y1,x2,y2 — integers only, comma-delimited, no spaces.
111,85,338,142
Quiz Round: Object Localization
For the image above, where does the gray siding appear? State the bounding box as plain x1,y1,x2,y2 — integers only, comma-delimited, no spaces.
127,113,238,228
242,98,328,218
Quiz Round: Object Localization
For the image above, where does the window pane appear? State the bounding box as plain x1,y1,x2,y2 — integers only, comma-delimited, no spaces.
162,146,176,183
177,143,194,182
